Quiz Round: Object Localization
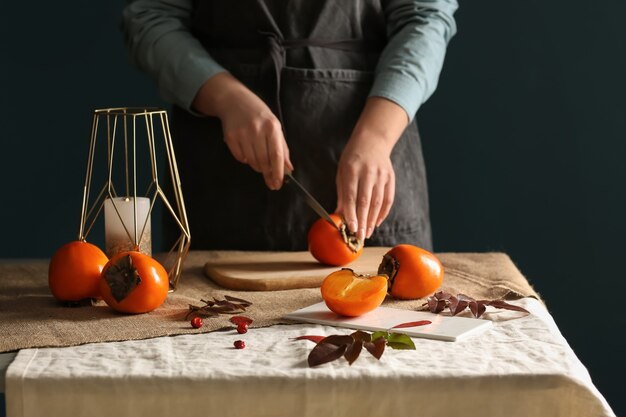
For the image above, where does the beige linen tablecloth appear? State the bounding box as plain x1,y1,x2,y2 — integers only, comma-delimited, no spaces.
5,298,615,417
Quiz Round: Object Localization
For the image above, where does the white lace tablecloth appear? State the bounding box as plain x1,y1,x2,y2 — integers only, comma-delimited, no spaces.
5,298,615,417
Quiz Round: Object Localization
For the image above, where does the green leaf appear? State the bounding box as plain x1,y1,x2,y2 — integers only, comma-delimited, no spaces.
386,333,416,350
371,331,389,342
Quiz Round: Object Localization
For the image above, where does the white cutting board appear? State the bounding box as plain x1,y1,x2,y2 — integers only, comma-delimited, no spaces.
284,302,492,342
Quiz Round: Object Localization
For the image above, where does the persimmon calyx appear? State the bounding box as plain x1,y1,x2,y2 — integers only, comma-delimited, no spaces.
339,223,363,253
378,253,399,290
103,255,142,302
339,268,379,280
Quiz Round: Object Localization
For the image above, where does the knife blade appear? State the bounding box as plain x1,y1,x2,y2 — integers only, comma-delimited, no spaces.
284,170,340,230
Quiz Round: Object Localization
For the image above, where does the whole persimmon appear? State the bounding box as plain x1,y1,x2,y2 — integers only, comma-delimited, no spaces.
48,240,109,302
321,268,388,317
99,251,169,314
308,214,363,266
378,244,443,300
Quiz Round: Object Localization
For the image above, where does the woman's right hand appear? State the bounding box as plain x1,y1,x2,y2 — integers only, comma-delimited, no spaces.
192,72,293,190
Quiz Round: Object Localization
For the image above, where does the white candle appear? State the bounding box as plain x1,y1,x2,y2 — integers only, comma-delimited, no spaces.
104,197,152,257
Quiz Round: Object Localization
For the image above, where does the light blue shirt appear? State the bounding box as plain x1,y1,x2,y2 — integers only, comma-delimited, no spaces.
122,0,457,120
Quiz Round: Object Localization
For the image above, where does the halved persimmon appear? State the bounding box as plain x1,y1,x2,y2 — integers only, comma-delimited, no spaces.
320,268,388,317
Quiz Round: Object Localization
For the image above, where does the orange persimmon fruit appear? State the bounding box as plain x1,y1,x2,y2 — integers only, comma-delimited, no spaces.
320,268,388,317
308,213,363,266
99,251,169,314
378,244,444,300
48,240,109,302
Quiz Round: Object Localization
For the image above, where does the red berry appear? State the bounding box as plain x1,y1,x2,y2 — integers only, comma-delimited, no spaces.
191,316,203,329
234,340,246,349
237,323,248,334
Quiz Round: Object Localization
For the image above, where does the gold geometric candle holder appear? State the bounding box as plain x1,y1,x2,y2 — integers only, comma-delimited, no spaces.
77,107,190,290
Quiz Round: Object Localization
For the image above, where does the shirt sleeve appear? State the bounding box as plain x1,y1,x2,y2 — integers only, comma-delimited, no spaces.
371,0,458,120
121,0,227,113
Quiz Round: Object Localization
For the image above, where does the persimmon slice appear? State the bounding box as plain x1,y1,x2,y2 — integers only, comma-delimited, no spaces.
320,269,388,317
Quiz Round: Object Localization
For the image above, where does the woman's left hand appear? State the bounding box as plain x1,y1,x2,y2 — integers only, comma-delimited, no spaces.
336,135,395,242
336,97,409,242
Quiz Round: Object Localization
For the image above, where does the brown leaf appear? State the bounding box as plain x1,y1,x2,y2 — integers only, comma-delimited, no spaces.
483,300,530,314
434,291,453,301
320,335,354,347
209,303,245,314
344,339,363,365
449,296,469,316
213,300,246,310
469,301,487,318
351,330,372,343
457,293,476,301
427,297,447,314
224,295,253,306
308,342,348,367
364,337,386,360
200,299,215,307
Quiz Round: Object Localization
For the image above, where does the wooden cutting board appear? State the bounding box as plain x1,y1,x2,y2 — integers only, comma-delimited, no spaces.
203,247,391,291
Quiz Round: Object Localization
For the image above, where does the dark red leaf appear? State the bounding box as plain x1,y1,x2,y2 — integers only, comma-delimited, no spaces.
292,335,325,344
449,296,470,316
427,297,447,313
195,309,218,318
457,293,476,302
351,330,372,343
483,300,530,314
469,301,487,318
434,291,452,301
391,320,432,329
320,335,354,347
344,339,363,365
364,337,386,360
425,292,531,321
208,304,244,314
308,342,348,367
230,316,253,326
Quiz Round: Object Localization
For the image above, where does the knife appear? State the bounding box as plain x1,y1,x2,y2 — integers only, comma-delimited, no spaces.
284,170,340,230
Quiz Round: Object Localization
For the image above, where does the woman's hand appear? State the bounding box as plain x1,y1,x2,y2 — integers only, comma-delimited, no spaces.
336,97,409,241
192,72,293,190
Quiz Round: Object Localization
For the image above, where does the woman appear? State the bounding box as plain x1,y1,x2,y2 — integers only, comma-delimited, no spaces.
122,0,457,251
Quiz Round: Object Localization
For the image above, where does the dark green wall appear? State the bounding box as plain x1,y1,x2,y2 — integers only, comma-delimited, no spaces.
419,1,626,414
1,1,623,415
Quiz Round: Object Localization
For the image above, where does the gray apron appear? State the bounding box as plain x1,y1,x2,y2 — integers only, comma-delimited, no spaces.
166,0,433,251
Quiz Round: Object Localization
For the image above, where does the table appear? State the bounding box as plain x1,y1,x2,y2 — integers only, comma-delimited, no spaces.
3,298,615,417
